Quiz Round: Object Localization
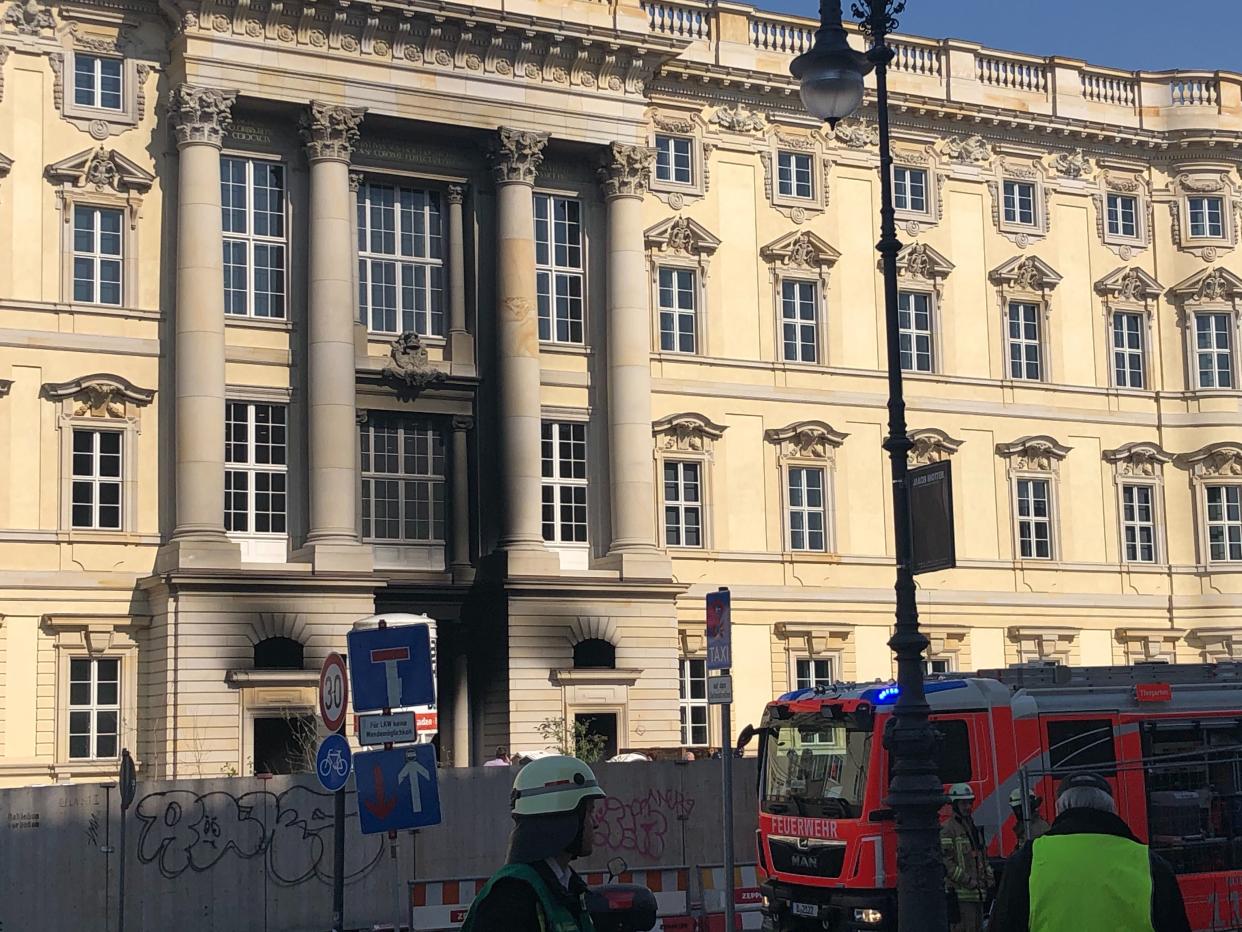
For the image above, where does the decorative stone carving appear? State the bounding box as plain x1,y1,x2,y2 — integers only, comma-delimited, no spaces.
760,230,840,273
1176,443,1242,479
1103,171,1141,193
598,142,654,199
652,113,694,134
488,126,548,184
832,118,879,148
46,147,154,194
653,412,727,456
1170,266,1242,304
644,216,721,263
908,429,963,467
382,332,446,389
1050,148,1090,179
300,101,365,162
2,0,54,35
445,184,465,205
774,129,815,151
1008,627,1076,662
709,104,764,134
990,255,1063,294
996,435,1071,473
1094,266,1163,304
1177,173,1226,194
41,373,155,417
1103,442,1173,478
765,421,849,461
897,243,954,295
168,84,237,147
941,134,992,164
0,151,11,179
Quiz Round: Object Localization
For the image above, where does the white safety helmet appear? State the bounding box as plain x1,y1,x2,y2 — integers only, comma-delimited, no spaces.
510,755,607,817
948,782,975,803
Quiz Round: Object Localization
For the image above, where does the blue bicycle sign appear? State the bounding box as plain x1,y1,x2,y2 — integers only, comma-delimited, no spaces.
316,733,353,792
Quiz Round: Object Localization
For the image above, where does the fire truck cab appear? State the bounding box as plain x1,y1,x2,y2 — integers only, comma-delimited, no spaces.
752,662,1242,932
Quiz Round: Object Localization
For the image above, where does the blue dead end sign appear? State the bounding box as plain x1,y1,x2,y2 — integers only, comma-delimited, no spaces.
347,622,435,713
316,733,353,793
354,744,442,835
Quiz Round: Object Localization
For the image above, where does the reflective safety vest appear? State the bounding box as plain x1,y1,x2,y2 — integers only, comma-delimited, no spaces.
461,863,595,932
1029,833,1156,932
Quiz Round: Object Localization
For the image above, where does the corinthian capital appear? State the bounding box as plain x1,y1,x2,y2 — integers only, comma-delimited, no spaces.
488,127,549,185
168,84,237,148
599,142,654,199
300,101,366,163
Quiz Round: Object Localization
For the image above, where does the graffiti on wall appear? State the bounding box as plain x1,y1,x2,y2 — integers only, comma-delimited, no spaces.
135,786,384,885
591,789,696,859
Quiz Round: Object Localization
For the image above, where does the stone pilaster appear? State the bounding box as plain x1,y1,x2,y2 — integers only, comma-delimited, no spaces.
296,101,372,572
451,652,470,767
446,184,475,374
450,415,474,580
487,127,558,575
598,143,670,579
157,84,240,571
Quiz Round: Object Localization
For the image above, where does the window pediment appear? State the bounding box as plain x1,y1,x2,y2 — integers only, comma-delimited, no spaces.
1170,266,1242,305
1103,442,1173,478
760,230,840,274
41,373,154,417
909,428,963,466
1095,266,1163,304
997,435,1071,471
990,255,1062,294
644,216,720,262
897,243,954,293
1176,443,1242,479
653,412,727,455
765,420,848,461
46,146,153,194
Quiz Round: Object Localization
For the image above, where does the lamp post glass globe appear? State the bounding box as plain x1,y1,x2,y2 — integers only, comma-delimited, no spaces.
797,65,865,125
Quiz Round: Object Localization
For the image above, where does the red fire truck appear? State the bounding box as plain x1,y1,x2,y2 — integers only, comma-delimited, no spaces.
748,662,1242,931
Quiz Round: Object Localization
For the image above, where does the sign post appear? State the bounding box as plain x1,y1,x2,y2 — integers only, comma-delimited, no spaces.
117,747,136,932
706,587,735,932
319,652,350,932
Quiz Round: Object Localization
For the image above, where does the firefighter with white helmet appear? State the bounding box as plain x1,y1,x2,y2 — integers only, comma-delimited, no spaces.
1008,787,1050,848
462,755,607,932
941,782,993,932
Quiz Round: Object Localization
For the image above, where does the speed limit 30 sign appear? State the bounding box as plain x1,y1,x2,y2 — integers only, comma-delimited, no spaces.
319,652,349,733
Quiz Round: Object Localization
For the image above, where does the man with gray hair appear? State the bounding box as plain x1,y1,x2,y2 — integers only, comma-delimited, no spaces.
987,772,1190,932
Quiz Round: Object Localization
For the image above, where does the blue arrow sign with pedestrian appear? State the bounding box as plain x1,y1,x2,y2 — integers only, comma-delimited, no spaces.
347,623,436,713
354,744,442,835
316,733,353,793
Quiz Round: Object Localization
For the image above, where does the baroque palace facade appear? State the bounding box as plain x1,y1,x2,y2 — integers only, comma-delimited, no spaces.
1,0,1242,783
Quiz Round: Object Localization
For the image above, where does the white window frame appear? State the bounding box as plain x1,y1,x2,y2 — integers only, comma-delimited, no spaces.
70,427,124,531
786,464,828,553
541,420,589,546
990,166,1050,244
1106,193,1139,240
1205,484,1242,564
1111,309,1147,390
898,290,936,373
1120,482,1159,565
356,181,446,337
780,278,821,365
655,134,695,187
359,413,447,545
679,657,709,747
1194,311,1235,390
777,150,814,201
534,193,586,346
926,657,954,675
657,265,698,355
67,656,121,761
224,400,289,544
792,656,835,690
1013,475,1055,561
72,204,124,307
893,166,928,214
662,459,704,549
221,155,288,321
1003,179,1037,227
1006,300,1044,382
1188,195,1226,240
73,53,124,111
60,48,142,134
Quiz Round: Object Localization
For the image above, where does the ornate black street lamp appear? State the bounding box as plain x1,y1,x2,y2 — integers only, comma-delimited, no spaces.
792,3,949,931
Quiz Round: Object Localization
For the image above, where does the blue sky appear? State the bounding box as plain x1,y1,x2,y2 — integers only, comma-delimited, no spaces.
762,0,1242,73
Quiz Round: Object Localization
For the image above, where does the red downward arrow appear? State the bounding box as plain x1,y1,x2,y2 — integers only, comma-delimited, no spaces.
365,765,397,821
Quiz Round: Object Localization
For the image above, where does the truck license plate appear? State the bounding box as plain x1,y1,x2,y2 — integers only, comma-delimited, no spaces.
792,902,817,918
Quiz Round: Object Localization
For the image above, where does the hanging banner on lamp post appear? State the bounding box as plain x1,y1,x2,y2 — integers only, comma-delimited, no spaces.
908,459,956,575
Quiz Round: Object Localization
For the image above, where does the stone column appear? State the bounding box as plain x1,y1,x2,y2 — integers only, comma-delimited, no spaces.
488,128,558,575
446,185,475,374
297,101,372,572
159,84,240,570
452,652,470,767
450,415,474,580
599,144,670,579
349,172,366,356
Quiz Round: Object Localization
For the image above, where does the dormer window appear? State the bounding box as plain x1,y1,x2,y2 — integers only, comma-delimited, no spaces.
74,54,123,111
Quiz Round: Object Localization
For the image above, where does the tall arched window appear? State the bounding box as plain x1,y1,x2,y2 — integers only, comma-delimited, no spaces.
573,638,615,669
253,636,304,669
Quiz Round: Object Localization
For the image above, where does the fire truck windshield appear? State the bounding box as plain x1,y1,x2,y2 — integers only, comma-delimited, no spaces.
762,713,872,819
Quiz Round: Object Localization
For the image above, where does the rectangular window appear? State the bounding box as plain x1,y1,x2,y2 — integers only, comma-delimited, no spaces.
1206,485,1242,562
357,182,444,336
68,657,120,760
73,54,123,111
360,414,446,543
1189,196,1225,239
781,280,819,364
679,658,708,746
1016,477,1053,560
777,151,814,200
898,291,934,373
794,657,834,690
893,167,927,213
1195,313,1233,389
72,205,123,306
1007,301,1042,381
534,194,585,344
787,466,827,552
926,658,953,674
1112,311,1145,389
655,135,694,185
1106,193,1138,239
657,267,697,354
221,157,287,319
224,402,288,536
1121,483,1157,564
541,422,588,544
1003,180,1036,226
71,428,122,530
663,460,703,548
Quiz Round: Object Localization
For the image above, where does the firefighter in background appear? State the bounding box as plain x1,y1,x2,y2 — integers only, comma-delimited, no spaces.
942,782,994,932
1009,788,1050,848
